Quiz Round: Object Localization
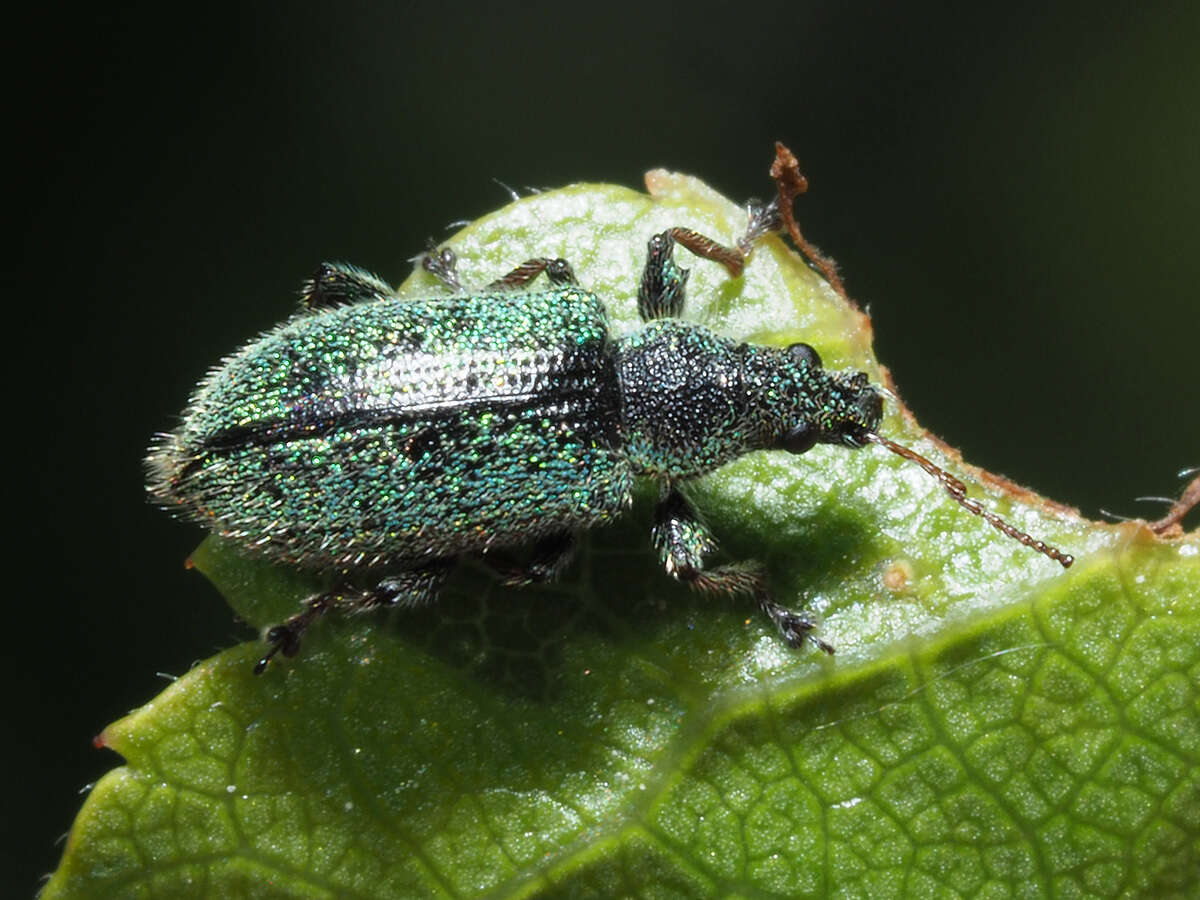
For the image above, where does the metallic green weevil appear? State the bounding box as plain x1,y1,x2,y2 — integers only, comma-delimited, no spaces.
148,178,1072,673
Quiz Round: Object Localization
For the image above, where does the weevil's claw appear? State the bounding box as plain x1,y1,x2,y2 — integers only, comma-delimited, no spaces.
254,642,281,675
254,624,302,674
811,636,836,656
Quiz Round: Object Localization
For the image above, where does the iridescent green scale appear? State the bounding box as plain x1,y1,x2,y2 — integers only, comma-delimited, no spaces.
165,288,632,569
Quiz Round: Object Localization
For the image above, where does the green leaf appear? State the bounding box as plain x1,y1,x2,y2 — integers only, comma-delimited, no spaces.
46,171,1199,899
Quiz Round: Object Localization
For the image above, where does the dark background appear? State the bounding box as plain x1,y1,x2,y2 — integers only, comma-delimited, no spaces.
10,1,1198,892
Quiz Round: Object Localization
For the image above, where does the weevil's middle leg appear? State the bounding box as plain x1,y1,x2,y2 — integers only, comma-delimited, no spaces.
638,198,782,322
652,485,833,654
254,559,454,674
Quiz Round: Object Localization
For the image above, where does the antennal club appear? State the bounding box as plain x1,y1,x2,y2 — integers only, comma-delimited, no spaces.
864,432,1074,568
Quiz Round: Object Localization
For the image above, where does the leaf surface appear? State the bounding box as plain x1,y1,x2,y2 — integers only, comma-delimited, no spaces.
45,172,1200,899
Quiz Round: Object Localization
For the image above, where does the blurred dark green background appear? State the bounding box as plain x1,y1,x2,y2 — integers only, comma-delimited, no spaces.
10,1,1197,892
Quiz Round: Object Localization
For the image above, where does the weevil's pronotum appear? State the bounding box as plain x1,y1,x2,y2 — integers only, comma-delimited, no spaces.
147,147,1073,673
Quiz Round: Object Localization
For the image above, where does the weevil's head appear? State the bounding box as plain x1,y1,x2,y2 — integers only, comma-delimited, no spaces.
615,323,884,479
773,342,883,455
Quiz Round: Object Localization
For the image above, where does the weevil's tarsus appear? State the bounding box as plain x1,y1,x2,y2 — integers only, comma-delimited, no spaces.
864,432,1074,568
419,243,463,291
738,197,784,257
770,142,849,303
760,597,835,655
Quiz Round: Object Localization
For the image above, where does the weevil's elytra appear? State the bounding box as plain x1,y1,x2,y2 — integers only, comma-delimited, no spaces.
148,150,1072,673
155,287,627,573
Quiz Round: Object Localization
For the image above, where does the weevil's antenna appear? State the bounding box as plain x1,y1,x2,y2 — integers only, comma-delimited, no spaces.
864,432,1074,568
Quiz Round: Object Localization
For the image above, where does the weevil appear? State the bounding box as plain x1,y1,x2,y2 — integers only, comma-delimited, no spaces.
147,159,1073,673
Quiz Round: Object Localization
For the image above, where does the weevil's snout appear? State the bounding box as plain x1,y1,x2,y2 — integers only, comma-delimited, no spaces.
778,370,884,455
837,375,884,448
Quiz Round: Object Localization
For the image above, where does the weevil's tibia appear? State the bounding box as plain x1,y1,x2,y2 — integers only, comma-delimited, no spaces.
653,486,834,654
254,561,454,674
639,198,782,322
487,257,578,291
864,432,1075,568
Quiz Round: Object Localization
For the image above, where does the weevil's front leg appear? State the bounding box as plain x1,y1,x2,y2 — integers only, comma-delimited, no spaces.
300,262,396,311
652,485,834,654
638,198,782,321
480,531,578,586
254,559,454,674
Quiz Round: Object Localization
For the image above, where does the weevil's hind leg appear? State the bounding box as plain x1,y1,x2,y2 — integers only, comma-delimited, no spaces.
652,485,834,654
480,532,578,586
638,198,782,322
254,559,455,674
487,257,578,291
300,262,396,311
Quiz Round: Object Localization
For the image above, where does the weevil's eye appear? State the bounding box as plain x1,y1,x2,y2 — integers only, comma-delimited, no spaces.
787,342,822,369
782,421,819,455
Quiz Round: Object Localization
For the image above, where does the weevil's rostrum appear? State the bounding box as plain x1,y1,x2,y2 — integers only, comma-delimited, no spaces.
149,161,1071,672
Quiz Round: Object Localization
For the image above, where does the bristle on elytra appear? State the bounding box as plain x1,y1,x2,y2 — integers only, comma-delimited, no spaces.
864,432,1074,568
